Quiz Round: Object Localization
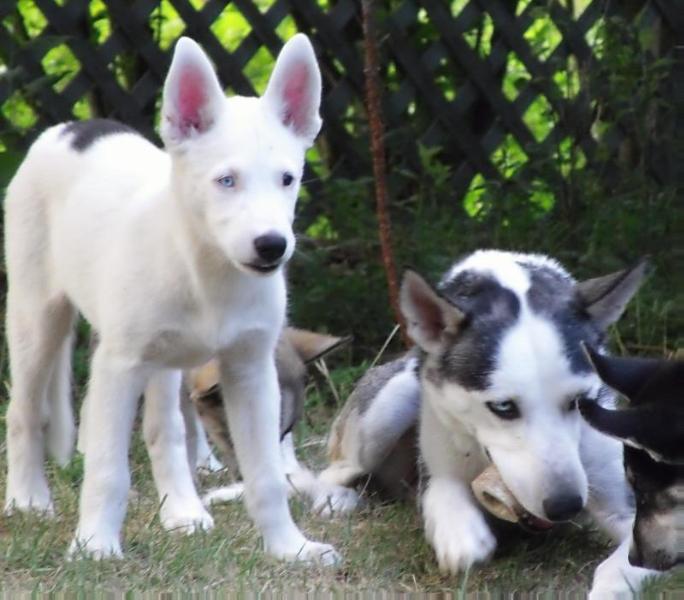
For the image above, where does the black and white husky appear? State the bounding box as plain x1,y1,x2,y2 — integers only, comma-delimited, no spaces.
320,250,660,595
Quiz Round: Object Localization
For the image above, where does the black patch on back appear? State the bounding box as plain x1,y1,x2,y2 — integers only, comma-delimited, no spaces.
521,261,603,374
435,271,521,390
62,119,138,151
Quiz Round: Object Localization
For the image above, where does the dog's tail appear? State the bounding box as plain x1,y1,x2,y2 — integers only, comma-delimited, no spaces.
45,333,76,466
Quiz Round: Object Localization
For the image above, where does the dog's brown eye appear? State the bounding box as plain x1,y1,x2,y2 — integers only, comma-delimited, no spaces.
282,172,294,187
486,400,521,420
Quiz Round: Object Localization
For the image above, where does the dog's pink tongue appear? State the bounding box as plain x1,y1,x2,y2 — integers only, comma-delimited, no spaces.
526,515,554,530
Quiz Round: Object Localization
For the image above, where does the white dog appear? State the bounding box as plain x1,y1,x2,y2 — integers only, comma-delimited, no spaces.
4,34,338,564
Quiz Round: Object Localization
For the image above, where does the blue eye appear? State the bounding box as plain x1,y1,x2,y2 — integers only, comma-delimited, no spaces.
217,175,236,188
282,172,294,187
486,400,521,420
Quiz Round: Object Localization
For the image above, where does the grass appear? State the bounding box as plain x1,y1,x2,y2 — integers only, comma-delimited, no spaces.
0,358,682,594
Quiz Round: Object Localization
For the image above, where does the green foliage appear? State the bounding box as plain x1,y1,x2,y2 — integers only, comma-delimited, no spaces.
289,9,680,358
0,2,679,362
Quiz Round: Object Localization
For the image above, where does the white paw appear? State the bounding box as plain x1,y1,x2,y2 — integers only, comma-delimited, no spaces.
267,536,341,566
68,534,123,560
312,486,361,517
4,491,54,516
589,542,660,599
428,512,496,573
160,504,214,534
423,481,496,573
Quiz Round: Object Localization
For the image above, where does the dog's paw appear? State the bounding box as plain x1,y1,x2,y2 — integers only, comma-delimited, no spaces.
428,512,496,573
202,483,244,507
68,534,123,560
266,536,341,566
589,541,660,599
423,480,496,573
160,505,214,534
312,485,361,518
4,490,54,517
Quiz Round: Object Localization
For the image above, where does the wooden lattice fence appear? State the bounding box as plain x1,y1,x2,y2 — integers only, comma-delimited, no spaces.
0,0,679,206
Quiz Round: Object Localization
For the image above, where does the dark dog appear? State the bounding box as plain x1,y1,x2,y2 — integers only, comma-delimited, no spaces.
580,346,683,571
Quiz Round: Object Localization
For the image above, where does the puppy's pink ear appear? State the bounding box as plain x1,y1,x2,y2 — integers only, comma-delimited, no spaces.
161,37,225,147
263,34,322,145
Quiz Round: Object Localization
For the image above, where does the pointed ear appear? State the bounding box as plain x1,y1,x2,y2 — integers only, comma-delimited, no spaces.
582,343,661,401
262,34,322,145
160,37,225,147
400,270,465,354
575,258,649,330
284,327,351,364
579,399,648,443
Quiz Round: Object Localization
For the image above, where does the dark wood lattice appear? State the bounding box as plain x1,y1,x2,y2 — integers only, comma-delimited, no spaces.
0,0,678,202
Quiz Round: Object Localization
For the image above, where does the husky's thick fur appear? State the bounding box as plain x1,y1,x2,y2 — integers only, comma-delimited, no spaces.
320,250,659,595
185,327,358,514
581,346,683,572
4,34,338,563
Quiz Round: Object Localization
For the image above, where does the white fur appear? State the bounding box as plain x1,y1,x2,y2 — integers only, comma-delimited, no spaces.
326,250,658,592
318,356,420,507
4,34,337,564
193,414,224,473
590,537,658,598
203,432,360,518
420,252,658,591
444,250,572,293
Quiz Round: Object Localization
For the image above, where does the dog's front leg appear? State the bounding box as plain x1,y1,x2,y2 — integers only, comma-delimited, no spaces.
589,536,659,598
70,349,147,559
219,342,339,565
583,425,661,596
420,401,496,573
582,425,634,541
143,370,214,533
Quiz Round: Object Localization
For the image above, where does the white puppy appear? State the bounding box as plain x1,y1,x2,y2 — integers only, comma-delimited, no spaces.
4,34,337,564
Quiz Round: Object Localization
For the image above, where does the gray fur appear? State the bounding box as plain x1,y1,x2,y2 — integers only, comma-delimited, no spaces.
355,351,419,415
62,119,138,152
433,270,520,390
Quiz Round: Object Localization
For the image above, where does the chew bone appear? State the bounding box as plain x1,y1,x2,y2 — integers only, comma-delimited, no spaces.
471,465,520,523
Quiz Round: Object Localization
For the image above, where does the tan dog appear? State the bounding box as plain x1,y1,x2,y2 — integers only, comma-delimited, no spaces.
183,327,360,515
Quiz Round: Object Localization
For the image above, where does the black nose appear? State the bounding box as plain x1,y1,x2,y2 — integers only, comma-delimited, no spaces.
543,494,584,522
254,233,287,263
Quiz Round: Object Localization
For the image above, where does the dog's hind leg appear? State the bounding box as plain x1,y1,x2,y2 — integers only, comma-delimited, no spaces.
70,346,147,558
143,370,213,534
45,331,77,466
5,292,76,515
277,432,361,517
319,356,420,502
4,156,79,514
